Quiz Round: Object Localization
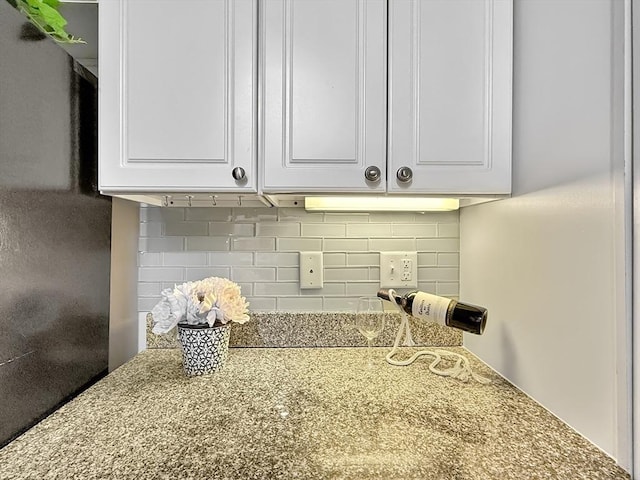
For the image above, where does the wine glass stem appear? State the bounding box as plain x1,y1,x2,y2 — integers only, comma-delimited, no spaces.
367,338,373,366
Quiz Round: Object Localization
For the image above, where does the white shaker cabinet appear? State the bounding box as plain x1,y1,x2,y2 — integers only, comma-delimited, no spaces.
99,0,512,198
388,0,512,194
99,0,258,194
260,0,388,193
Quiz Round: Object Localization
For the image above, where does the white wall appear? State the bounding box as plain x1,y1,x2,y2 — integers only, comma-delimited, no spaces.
109,198,140,371
461,0,630,470
632,0,640,474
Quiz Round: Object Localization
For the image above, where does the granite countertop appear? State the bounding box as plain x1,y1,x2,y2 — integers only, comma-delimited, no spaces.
0,347,630,480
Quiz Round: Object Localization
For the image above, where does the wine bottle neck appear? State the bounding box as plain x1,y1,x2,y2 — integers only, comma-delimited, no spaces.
376,289,391,302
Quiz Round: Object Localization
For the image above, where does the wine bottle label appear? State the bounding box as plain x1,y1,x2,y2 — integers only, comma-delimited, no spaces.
411,292,452,327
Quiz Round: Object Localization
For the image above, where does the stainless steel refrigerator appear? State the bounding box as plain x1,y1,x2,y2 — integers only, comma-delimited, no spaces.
0,1,111,447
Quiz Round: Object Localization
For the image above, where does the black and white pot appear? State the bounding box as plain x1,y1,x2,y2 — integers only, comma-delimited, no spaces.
177,322,231,376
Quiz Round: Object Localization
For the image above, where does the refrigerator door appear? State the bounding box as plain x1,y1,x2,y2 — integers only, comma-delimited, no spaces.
0,1,111,447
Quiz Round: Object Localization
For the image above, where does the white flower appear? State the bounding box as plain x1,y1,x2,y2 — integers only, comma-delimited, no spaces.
199,291,216,315
151,277,250,335
197,277,250,325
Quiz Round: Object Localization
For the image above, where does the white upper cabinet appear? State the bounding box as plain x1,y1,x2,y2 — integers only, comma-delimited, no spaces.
99,0,258,193
260,0,388,193
99,0,512,197
388,0,512,194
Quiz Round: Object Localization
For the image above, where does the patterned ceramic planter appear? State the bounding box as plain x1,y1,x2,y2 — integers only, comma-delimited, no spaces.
177,323,231,376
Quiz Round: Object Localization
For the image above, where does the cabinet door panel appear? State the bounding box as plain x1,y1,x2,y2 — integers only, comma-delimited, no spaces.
262,0,387,192
100,0,257,193
291,2,357,161
389,0,512,194
126,2,226,162
417,1,486,166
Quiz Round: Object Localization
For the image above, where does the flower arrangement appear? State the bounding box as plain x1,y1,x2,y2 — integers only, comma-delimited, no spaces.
151,277,250,335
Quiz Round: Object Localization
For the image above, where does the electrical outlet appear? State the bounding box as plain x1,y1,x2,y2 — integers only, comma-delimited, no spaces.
380,252,418,288
300,252,323,289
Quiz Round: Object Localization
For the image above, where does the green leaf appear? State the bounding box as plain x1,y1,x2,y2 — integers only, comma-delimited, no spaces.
10,0,85,44
37,3,66,28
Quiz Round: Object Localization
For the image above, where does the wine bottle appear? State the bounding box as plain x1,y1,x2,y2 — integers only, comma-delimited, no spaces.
377,289,487,335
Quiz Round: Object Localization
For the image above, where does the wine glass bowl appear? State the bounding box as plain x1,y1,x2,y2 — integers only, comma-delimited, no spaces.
355,297,386,366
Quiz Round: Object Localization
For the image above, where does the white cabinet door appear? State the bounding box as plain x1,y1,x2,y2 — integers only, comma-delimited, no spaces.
388,0,512,194
261,0,387,193
99,0,257,193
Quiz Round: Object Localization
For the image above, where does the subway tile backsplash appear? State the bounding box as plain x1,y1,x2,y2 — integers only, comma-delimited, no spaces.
137,206,460,314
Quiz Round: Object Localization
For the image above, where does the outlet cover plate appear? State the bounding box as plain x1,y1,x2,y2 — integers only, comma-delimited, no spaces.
380,252,418,288
300,251,323,289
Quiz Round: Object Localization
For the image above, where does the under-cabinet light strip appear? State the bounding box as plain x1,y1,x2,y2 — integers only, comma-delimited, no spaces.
304,196,459,212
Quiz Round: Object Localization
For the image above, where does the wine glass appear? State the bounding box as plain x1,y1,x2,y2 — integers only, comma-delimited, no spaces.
356,297,386,367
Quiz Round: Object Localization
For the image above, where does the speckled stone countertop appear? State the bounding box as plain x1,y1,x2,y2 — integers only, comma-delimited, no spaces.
146,312,463,349
0,347,629,480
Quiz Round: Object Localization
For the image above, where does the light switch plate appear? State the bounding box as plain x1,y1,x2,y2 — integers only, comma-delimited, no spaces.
300,252,323,289
380,252,418,288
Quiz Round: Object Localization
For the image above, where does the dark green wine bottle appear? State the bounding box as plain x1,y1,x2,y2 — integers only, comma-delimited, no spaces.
377,289,487,335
